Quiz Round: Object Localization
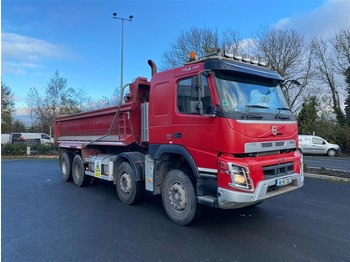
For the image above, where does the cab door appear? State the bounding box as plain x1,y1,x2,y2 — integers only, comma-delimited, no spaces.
172,75,218,169
311,137,327,154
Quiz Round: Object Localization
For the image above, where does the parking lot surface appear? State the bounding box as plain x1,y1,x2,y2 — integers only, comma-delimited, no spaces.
2,159,349,262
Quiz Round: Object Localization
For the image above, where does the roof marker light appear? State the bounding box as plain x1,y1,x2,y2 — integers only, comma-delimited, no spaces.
224,49,234,58
242,56,251,63
233,54,242,60
258,60,268,67
251,58,259,64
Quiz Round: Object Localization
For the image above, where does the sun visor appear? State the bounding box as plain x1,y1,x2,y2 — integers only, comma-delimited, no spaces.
204,59,284,81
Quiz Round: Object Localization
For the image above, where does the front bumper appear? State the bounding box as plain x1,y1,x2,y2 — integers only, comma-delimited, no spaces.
217,172,304,209
336,147,341,155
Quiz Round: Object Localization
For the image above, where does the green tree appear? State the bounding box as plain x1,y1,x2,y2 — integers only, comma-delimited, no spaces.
1,81,14,133
12,120,27,132
297,96,319,135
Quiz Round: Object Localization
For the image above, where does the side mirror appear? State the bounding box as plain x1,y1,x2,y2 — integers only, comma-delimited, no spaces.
191,73,205,98
322,141,326,145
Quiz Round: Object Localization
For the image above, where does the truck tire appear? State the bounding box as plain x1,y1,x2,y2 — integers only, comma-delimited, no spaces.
72,155,92,187
327,149,336,157
115,162,144,205
60,152,74,182
162,169,201,226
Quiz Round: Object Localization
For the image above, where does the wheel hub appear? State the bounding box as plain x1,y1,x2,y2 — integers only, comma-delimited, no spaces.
62,161,67,175
120,173,132,193
74,164,81,179
168,182,187,211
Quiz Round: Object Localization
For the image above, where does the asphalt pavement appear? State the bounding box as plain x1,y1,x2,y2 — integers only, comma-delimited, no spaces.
303,155,350,171
2,159,350,262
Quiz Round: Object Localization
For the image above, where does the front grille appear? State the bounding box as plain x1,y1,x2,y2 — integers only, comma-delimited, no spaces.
262,142,273,148
262,161,294,179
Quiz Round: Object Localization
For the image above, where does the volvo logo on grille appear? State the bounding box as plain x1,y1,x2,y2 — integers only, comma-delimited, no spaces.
272,125,278,135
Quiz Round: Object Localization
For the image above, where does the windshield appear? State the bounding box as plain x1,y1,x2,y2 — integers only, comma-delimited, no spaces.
214,71,292,120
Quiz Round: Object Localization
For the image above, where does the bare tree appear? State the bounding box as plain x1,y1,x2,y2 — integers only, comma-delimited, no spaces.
311,37,346,124
161,27,241,70
254,27,314,111
26,71,85,134
331,28,350,75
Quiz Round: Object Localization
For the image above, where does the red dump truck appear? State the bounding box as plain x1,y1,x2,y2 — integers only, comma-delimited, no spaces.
55,50,304,225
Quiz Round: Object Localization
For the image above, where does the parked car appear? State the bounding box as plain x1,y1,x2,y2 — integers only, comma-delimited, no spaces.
298,135,341,157
10,133,54,144
1,134,10,146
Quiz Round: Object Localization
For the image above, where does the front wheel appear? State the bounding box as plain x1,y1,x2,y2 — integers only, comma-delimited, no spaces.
162,169,200,226
327,149,336,157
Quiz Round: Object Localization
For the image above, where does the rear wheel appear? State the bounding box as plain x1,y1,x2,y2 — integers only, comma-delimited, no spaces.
162,169,200,226
72,155,92,187
327,149,336,157
60,152,74,182
115,162,144,205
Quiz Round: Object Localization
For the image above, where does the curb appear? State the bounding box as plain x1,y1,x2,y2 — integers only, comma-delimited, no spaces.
304,173,350,182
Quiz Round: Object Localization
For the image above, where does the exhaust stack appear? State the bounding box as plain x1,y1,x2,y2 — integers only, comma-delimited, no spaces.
148,60,157,76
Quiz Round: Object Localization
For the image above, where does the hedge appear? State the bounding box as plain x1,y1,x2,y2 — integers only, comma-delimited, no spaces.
1,143,58,156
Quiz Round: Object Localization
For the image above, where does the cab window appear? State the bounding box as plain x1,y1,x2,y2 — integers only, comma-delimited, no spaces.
177,76,211,114
312,137,325,145
41,134,50,139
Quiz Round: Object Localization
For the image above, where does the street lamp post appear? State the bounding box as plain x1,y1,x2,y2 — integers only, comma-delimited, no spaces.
113,12,133,90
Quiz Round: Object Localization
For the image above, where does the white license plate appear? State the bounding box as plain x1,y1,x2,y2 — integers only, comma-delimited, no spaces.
276,177,292,187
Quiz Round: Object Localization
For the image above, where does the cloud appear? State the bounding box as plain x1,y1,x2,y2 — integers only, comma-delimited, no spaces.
275,0,350,39
2,32,67,75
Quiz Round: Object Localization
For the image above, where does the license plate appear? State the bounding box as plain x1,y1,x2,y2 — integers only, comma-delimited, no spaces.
276,177,292,187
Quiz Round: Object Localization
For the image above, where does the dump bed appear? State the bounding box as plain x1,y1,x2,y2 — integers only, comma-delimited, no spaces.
55,77,150,149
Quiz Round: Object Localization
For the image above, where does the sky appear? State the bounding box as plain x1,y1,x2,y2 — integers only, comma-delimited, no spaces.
1,0,350,117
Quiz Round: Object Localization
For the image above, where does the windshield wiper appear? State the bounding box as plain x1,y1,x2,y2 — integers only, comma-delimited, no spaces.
246,105,270,109
242,105,269,119
276,107,291,119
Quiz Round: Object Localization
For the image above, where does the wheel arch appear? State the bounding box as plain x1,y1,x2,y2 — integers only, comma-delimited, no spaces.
149,145,199,194
150,144,199,178
327,148,337,156
114,152,145,183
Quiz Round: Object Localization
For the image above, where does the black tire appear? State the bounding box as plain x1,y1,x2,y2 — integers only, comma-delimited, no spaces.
60,152,74,182
115,162,144,205
72,155,92,187
327,149,336,157
162,169,201,226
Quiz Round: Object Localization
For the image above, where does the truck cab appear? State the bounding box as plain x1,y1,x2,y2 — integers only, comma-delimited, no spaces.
147,51,303,212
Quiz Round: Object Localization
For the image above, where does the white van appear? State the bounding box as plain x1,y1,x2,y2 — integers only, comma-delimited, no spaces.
1,134,10,146
298,135,341,157
10,133,54,144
